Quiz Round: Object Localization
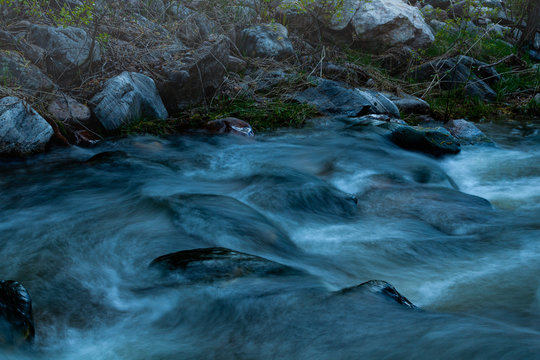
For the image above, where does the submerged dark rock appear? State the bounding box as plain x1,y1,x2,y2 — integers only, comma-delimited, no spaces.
0,280,34,346
390,125,461,157
357,181,493,234
163,194,299,255
244,169,358,220
150,247,301,282
84,150,129,165
337,280,417,309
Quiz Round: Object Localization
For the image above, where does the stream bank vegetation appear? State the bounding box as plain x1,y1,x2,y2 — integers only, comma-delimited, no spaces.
0,0,538,141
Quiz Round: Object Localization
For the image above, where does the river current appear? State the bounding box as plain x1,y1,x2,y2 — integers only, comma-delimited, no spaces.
1,118,539,359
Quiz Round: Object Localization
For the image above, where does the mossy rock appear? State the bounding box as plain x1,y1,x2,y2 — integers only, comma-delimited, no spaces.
390,125,461,156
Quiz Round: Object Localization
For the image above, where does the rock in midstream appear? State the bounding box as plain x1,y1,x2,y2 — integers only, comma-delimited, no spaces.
335,280,417,309
150,247,304,282
389,125,461,157
0,280,35,346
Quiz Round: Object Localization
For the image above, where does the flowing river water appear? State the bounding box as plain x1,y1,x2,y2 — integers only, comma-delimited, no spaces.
0,117,539,359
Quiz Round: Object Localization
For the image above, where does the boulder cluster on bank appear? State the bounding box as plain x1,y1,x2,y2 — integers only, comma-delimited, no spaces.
0,0,537,157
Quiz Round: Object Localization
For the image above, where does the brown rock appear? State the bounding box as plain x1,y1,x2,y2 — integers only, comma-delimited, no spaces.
205,117,254,137
48,95,91,128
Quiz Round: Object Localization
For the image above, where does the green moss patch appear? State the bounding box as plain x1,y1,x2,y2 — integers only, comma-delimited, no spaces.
120,97,320,136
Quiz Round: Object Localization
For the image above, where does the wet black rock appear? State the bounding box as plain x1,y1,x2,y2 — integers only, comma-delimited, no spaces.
150,247,301,282
0,280,35,346
337,280,417,309
390,125,461,157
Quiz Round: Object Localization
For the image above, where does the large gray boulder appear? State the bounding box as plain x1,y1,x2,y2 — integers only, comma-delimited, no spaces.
279,0,434,51
0,97,54,155
26,25,101,80
305,0,434,52
0,50,56,100
90,72,168,131
157,35,230,110
347,0,434,51
293,79,400,117
237,23,294,60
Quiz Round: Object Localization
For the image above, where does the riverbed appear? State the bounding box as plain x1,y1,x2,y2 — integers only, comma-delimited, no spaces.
1,118,539,359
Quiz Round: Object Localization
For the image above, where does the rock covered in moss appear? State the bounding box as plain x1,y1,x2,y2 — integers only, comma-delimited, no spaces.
90,72,168,131
0,97,54,156
390,125,461,156
0,280,34,346
237,23,294,60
